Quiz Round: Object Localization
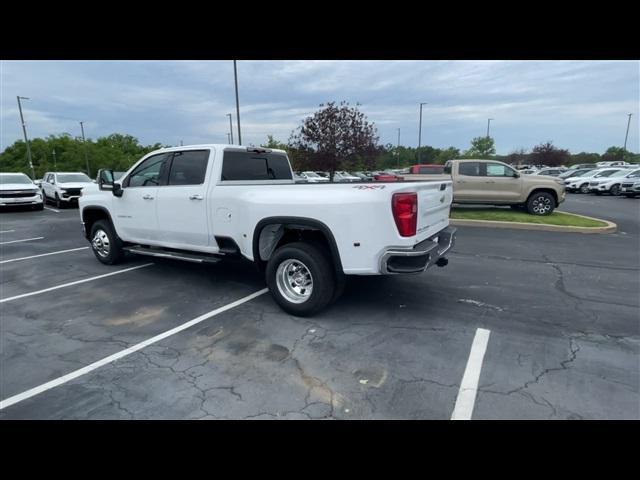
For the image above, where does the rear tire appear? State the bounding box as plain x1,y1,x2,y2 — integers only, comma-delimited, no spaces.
266,242,335,317
526,192,555,215
90,220,125,265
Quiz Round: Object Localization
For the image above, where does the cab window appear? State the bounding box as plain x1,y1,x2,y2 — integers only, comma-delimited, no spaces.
459,162,481,176
485,163,516,177
125,153,170,187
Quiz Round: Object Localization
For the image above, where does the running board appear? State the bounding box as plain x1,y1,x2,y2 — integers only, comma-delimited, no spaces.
123,246,222,264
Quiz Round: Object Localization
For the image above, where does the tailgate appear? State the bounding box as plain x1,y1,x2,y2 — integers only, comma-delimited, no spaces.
415,181,453,238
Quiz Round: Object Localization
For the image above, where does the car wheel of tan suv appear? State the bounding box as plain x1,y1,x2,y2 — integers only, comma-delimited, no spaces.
527,192,555,215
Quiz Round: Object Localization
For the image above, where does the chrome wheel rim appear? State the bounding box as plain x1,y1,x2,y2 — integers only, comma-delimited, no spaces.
532,196,552,214
276,259,313,304
91,229,110,258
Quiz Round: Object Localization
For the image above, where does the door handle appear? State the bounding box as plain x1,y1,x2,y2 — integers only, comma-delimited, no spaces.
142,194,154,200
189,194,204,200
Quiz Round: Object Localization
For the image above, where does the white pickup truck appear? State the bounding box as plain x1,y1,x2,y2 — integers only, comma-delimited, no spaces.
79,145,456,316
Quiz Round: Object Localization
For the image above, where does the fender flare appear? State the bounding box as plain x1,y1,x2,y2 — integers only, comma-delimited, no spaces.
252,216,343,273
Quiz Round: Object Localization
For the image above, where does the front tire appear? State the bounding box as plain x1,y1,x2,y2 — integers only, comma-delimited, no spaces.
266,242,335,317
579,183,590,194
90,220,125,265
527,192,555,215
610,184,621,196
55,193,62,209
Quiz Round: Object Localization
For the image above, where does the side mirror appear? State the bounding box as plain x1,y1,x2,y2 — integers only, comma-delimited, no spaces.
513,172,520,178
98,169,114,191
112,182,123,197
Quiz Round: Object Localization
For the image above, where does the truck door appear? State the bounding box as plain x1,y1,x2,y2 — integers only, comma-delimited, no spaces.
483,162,522,202
155,149,215,252
112,152,170,243
453,161,484,201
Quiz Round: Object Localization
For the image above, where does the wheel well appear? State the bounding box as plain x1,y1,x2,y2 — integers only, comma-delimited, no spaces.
528,188,559,206
82,207,112,240
253,218,343,274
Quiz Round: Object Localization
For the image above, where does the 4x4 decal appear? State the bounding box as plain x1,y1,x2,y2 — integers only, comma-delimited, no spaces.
353,185,386,190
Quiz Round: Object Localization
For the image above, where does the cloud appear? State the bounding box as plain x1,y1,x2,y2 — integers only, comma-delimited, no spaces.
1,60,638,154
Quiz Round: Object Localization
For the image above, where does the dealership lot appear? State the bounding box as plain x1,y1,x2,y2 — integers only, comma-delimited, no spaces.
0,196,638,419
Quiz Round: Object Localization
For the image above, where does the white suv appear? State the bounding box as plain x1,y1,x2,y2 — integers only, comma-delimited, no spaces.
0,172,43,210
590,169,640,196
41,172,93,208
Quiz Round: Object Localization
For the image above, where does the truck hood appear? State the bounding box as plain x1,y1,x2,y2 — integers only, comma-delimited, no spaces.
522,175,562,186
0,183,38,191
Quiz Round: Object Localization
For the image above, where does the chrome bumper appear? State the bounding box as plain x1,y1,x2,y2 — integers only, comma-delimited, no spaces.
380,226,456,274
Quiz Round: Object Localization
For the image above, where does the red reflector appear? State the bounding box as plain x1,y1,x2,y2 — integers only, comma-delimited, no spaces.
392,192,417,237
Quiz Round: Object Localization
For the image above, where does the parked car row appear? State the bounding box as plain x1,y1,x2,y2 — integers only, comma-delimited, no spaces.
295,170,404,183
563,166,640,196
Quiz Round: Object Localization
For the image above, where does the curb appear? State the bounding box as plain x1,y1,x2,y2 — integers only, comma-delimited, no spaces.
450,211,617,234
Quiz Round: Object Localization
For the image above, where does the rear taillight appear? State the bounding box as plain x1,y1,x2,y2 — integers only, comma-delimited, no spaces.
392,192,417,237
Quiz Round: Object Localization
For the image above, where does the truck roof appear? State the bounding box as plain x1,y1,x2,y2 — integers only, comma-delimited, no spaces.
150,144,288,155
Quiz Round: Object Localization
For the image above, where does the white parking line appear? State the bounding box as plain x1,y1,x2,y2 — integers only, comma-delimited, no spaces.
0,288,269,411
0,230,16,233
0,247,89,264
0,237,45,245
451,328,491,420
44,207,60,213
0,263,154,304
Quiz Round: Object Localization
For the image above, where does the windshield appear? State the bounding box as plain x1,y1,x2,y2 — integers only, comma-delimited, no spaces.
57,173,91,183
594,170,620,178
0,174,32,185
561,169,590,179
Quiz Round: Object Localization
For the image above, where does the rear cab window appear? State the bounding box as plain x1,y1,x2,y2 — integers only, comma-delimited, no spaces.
459,162,481,176
220,149,293,183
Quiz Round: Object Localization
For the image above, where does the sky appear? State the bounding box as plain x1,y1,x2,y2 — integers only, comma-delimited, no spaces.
1,60,638,155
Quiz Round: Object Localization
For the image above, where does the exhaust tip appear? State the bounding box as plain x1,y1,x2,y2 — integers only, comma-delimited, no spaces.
436,257,449,267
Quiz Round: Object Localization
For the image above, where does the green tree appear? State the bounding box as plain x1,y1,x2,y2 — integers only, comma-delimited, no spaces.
602,146,628,162
464,136,496,158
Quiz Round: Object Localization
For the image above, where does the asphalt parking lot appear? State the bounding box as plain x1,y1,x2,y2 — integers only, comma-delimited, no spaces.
1,196,638,419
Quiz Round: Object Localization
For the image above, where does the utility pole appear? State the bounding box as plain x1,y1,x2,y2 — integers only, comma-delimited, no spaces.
79,121,91,177
16,96,35,179
623,113,633,152
486,118,494,138
52,148,57,170
397,128,401,168
180,139,184,146
226,113,234,144
227,133,231,143
418,102,427,164
233,60,242,145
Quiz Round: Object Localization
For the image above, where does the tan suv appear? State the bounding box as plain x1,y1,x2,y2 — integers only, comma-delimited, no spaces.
444,159,566,215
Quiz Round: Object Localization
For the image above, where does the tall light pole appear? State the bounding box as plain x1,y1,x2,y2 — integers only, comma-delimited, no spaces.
227,133,231,143
79,121,90,177
486,118,494,138
226,113,234,144
16,96,35,179
418,102,427,164
397,128,401,168
52,148,57,170
623,113,633,152
233,60,242,145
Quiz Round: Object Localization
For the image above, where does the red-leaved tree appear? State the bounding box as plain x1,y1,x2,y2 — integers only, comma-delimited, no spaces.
288,102,381,181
